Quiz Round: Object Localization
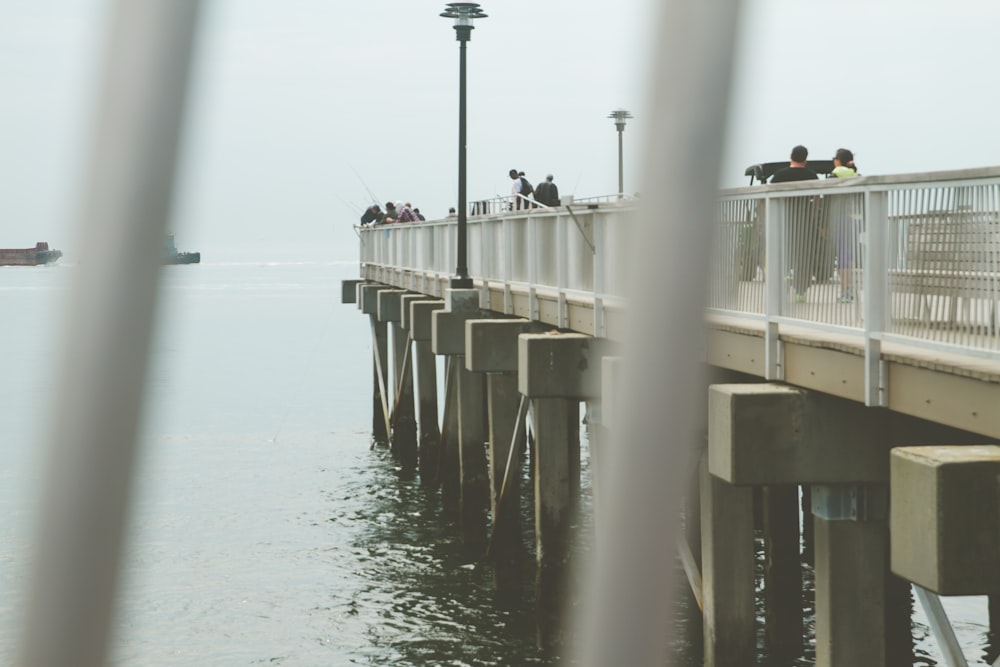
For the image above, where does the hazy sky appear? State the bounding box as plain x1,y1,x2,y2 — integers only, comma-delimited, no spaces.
3,1,1000,261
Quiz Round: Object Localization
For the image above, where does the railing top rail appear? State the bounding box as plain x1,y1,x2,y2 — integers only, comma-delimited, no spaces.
720,164,1000,198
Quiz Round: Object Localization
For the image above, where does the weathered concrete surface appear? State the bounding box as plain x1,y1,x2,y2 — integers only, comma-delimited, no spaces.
359,283,387,315
432,289,483,356
518,333,618,399
409,300,445,342
341,279,362,304
708,383,887,485
377,289,406,323
465,319,548,373
890,445,1000,594
532,397,580,653
400,293,439,331
414,339,441,483
814,517,886,667
700,458,755,667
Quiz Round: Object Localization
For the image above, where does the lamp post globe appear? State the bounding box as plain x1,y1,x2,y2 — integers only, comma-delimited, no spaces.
608,109,633,198
441,2,487,289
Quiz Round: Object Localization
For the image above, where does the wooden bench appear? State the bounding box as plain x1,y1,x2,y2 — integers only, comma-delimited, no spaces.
889,210,1000,331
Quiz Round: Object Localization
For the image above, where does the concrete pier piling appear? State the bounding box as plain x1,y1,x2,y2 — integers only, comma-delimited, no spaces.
345,271,1000,664
700,458,755,667
518,332,615,651
406,298,445,483
439,357,460,515
359,284,390,445
433,290,490,551
761,484,802,660
465,319,546,597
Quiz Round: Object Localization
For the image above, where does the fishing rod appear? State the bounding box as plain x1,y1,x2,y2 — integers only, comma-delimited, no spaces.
348,163,382,205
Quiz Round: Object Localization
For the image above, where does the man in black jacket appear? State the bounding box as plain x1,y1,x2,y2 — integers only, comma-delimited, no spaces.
535,174,560,207
360,204,384,226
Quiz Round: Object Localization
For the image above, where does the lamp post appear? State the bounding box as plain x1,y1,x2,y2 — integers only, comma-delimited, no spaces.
441,2,487,289
608,109,633,198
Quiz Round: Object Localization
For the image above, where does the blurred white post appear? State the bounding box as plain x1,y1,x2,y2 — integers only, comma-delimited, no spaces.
19,3,201,667
572,0,743,664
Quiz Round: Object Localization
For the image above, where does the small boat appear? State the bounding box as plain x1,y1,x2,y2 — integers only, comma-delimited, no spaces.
164,234,200,265
0,242,63,266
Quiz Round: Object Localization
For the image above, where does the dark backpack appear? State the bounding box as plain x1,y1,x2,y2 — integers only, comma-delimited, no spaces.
520,177,534,197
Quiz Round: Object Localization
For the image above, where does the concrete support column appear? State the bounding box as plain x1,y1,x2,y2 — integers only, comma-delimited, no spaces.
762,485,802,660
391,322,417,468
800,485,813,565
370,315,389,446
439,357,460,515
700,458,755,667
486,373,523,598
407,298,445,485
432,289,484,531
457,360,489,555
814,514,886,667
517,332,615,653
532,397,580,654
414,340,440,484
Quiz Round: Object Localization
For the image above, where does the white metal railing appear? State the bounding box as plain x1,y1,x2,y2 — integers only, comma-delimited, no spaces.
707,167,1000,400
358,199,634,335
362,166,1000,401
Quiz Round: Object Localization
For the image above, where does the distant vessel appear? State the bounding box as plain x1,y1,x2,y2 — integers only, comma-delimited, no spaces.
0,242,63,266
164,234,200,265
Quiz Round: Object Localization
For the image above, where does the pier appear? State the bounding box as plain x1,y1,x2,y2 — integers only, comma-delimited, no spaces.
345,167,1000,664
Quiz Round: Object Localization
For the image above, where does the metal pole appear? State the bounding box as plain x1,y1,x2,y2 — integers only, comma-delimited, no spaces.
453,33,472,288
18,2,201,666
572,0,744,663
617,126,624,198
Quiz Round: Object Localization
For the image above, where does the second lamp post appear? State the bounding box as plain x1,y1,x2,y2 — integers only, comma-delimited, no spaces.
608,108,633,199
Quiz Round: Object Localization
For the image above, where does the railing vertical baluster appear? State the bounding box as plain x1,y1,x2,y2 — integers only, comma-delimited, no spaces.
864,190,889,406
765,196,784,380
593,214,606,337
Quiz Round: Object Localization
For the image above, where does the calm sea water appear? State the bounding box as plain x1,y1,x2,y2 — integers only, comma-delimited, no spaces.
0,258,993,665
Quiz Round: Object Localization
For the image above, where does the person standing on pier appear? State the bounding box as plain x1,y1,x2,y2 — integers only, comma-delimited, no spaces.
831,148,860,302
510,169,534,210
770,145,820,302
769,145,818,184
535,174,561,207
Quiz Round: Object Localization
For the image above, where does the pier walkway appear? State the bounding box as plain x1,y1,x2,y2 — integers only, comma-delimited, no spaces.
347,166,1000,665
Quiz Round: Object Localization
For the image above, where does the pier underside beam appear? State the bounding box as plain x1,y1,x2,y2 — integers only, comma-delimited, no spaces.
707,383,897,665
890,445,1000,595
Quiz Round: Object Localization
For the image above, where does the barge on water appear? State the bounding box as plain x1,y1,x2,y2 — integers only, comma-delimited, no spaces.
0,242,63,266
164,234,200,265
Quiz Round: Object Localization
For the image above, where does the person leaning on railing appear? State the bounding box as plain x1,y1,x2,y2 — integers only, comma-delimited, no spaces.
360,204,384,226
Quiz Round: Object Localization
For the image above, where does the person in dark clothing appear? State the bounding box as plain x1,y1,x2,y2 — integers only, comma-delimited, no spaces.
535,174,560,207
360,204,384,226
383,201,398,223
771,145,820,302
770,145,818,183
